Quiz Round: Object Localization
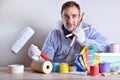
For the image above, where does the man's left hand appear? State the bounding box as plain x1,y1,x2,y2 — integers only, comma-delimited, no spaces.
72,27,85,44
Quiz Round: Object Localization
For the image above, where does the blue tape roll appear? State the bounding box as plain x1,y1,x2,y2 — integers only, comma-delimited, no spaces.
52,62,60,72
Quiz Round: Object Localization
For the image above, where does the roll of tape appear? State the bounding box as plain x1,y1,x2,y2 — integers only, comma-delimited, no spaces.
109,43,120,53
90,65,99,76
8,64,24,74
60,63,69,73
52,62,60,72
31,60,52,74
69,66,77,72
99,63,110,73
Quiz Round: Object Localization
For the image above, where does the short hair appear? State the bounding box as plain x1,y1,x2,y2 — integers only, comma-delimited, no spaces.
61,1,81,14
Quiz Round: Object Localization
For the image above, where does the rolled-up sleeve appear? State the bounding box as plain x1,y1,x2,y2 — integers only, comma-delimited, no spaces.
84,27,112,52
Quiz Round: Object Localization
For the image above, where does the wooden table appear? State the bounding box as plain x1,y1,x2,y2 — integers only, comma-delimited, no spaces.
0,67,120,80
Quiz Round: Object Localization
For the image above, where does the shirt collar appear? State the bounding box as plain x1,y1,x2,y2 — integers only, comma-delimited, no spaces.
62,25,73,39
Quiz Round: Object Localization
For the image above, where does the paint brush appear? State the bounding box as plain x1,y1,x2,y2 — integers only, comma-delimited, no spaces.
66,24,94,38
70,12,86,46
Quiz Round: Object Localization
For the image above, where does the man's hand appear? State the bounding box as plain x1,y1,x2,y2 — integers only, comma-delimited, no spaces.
72,26,85,44
28,44,40,60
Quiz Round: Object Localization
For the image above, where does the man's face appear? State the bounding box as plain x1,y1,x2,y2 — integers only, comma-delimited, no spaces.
61,6,81,32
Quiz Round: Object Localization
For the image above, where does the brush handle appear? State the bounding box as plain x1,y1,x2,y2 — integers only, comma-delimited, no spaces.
70,12,85,47
40,52,51,61
70,36,76,47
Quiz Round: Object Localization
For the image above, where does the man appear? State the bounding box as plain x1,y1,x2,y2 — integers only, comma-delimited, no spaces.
28,1,111,65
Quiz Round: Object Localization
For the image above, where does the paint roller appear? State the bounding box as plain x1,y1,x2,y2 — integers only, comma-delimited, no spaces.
10,26,50,61
28,44,50,61
11,26,34,53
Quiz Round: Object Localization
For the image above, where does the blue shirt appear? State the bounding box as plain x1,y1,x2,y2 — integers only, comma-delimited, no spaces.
41,22,111,65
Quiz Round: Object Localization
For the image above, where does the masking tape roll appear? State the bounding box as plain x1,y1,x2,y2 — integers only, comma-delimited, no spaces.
30,60,52,74
60,63,69,73
8,64,24,74
69,66,77,72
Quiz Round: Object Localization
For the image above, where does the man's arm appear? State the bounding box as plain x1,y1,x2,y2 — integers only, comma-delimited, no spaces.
84,27,112,52
41,30,59,61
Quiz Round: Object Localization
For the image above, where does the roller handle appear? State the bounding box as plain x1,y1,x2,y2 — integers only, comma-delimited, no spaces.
40,52,51,61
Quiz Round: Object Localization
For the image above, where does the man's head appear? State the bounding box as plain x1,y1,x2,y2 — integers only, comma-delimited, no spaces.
61,1,81,32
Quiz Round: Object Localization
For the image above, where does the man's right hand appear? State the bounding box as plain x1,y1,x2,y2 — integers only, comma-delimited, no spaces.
28,44,40,60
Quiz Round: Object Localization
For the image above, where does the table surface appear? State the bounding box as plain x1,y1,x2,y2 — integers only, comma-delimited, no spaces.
0,67,120,80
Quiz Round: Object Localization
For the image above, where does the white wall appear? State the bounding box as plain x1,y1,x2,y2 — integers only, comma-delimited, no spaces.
0,0,120,67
